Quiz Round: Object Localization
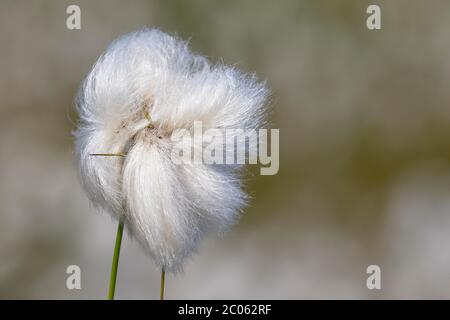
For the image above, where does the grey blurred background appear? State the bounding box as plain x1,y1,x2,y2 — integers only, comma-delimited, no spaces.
1,0,450,299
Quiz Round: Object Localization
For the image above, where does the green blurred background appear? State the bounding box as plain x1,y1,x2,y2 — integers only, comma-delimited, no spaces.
2,0,450,299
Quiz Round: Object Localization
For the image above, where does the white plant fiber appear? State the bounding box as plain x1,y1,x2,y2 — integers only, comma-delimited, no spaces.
74,28,269,272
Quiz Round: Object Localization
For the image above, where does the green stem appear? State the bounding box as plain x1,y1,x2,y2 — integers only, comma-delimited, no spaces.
108,220,124,300
160,268,165,300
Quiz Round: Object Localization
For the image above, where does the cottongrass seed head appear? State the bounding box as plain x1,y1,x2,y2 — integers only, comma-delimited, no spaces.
74,28,269,272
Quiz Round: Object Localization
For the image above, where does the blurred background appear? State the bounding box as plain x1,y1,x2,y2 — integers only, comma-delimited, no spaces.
1,0,450,299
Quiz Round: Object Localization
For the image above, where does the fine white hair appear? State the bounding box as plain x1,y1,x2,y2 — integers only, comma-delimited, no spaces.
74,28,269,272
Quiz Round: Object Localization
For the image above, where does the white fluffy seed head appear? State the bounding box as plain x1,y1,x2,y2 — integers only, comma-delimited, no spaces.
74,28,269,272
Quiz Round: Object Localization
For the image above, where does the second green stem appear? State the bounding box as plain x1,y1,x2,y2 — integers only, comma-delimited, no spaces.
108,220,124,300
